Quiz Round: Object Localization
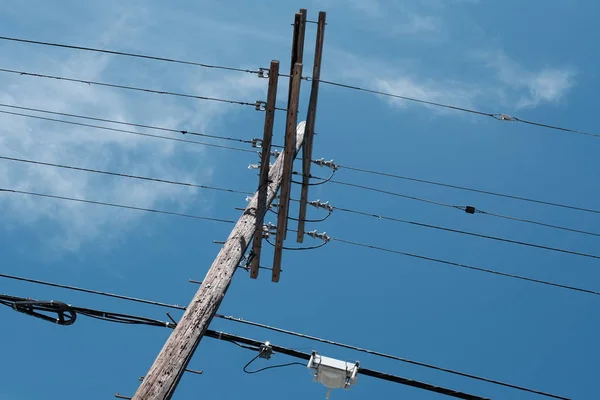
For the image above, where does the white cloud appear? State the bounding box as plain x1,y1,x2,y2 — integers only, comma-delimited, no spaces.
478,51,576,109
0,6,268,253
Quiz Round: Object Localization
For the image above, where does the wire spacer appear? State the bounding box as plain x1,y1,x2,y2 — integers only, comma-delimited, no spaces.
306,230,332,242
464,206,477,214
312,158,338,170
308,199,334,212
255,100,267,111
258,67,270,79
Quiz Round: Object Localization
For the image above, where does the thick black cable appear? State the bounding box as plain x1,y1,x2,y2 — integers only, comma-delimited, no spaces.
0,291,492,400
0,188,236,224
315,78,596,138
332,237,600,297
0,274,572,398
0,103,256,145
334,206,600,260
215,314,567,399
204,331,490,400
0,68,259,108
0,35,261,75
0,109,255,153
337,163,600,216
0,155,253,196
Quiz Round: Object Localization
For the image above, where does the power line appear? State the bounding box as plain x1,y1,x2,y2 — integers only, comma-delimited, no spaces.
4,182,599,296
2,100,597,220
0,274,557,399
0,68,260,108
0,187,236,224
0,272,187,311
328,178,600,238
0,103,257,146
334,205,600,260
337,163,600,216
0,35,591,138
0,35,262,75
332,237,600,297
0,109,255,153
215,315,565,399
0,155,253,196
315,78,598,138
0,292,490,400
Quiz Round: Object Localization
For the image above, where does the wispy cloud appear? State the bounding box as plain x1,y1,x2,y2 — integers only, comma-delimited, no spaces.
0,4,268,253
477,50,576,109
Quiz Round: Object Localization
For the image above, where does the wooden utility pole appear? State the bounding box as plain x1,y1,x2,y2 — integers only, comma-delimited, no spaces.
249,60,280,279
131,121,307,400
297,11,326,242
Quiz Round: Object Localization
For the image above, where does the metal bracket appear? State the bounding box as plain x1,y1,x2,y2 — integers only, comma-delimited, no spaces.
258,67,270,79
255,100,267,111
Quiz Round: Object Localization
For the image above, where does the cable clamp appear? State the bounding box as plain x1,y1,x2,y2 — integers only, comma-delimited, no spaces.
312,158,338,170
306,230,331,242
493,113,516,121
263,222,277,233
259,341,273,359
258,67,270,79
308,199,334,212
255,100,267,111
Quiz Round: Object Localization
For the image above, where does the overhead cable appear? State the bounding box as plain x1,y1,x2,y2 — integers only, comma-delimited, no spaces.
0,68,259,108
0,109,255,153
0,187,236,224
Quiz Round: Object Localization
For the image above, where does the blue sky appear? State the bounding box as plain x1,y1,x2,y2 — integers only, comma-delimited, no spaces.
1,0,599,399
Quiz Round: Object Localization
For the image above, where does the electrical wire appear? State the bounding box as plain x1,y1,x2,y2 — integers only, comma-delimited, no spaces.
242,354,304,374
327,176,600,238
0,35,592,137
315,78,597,138
264,236,329,251
214,314,566,399
0,273,572,399
3,184,599,295
0,272,186,311
332,236,600,297
0,109,255,153
0,290,493,399
0,35,262,75
0,187,236,224
333,205,600,260
0,68,259,108
291,169,336,186
337,163,600,216
0,103,257,146
0,155,254,196
205,331,491,400
329,178,463,210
